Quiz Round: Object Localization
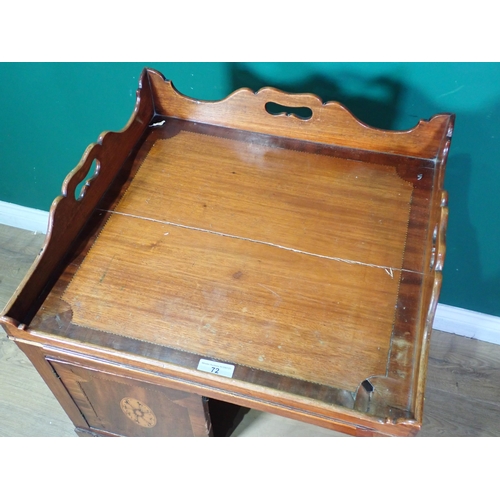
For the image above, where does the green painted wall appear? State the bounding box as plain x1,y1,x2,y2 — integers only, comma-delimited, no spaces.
1,62,499,317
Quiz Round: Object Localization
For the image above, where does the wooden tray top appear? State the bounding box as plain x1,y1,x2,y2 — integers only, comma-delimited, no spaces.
1,69,454,435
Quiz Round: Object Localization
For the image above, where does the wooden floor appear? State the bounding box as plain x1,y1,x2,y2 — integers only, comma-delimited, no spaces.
1,223,499,437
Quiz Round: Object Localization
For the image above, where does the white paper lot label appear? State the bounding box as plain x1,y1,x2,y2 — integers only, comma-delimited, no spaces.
197,359,235,378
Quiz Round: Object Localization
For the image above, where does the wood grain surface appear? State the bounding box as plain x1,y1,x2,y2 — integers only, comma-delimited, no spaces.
59,128,414,392
114,130,414,267
62,215,399,391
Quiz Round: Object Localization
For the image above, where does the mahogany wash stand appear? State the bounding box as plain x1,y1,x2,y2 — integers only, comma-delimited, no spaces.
1,69,454,437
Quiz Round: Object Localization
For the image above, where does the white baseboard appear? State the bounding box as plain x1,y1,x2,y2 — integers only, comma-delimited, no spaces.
433,303,500,345
0,201,49,234
1,201,499,344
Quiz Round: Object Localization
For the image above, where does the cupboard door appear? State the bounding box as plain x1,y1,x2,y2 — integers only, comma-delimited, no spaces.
49,359,211,437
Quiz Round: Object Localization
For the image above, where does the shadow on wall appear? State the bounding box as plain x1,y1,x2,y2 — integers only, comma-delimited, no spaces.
445,151,500,315
444,153,482,311
227,63,500,317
